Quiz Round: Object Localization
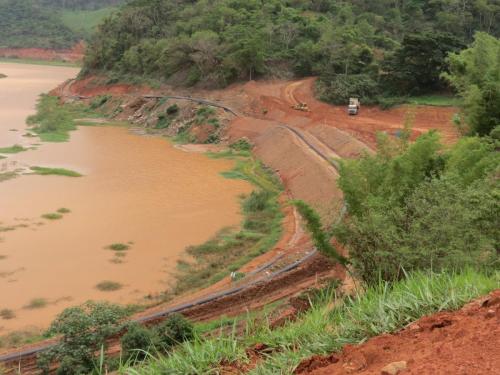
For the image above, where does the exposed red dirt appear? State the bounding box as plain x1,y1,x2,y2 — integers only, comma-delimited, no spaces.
0,43,84,63
296,290,500,375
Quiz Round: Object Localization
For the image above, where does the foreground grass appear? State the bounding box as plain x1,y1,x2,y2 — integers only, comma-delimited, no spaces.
116,269,498,374
163,155,283,300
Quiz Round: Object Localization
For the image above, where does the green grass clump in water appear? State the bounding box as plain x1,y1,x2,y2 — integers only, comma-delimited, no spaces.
96,281,123,292
27,94,104,143
117,269,498,374
108,243,130,252
31,166,82,177
24,298,48,310
57,208,71,214
42,213,63,220
0,144,27,154
0,309,15,320
0,73,6,79
0,172,17,182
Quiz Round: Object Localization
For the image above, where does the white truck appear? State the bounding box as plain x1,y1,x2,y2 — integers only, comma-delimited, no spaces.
348,98,360,115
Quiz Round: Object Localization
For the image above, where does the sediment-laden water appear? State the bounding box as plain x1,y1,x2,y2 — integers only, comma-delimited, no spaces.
0,62,250,333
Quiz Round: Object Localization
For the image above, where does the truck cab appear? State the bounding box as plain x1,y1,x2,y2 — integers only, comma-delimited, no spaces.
348,98,360,115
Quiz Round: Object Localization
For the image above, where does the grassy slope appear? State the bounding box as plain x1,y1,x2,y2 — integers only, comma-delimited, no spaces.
405,94,462,107
61,7,117,35
116,269,498,374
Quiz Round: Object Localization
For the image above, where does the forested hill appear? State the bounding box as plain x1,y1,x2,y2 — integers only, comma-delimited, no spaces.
38,0,123,10
0,0,124,49
83,0,499,98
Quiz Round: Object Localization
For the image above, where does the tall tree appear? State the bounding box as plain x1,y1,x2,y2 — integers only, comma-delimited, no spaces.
443,32,500,135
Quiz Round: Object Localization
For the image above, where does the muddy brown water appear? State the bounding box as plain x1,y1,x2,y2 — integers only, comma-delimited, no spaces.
0,63,251,334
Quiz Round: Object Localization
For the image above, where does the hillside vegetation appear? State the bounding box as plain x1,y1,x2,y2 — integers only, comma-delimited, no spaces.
83,0,499,99
0,0,124,49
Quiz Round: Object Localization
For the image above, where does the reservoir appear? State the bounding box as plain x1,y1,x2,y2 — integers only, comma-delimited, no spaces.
0,62,250,334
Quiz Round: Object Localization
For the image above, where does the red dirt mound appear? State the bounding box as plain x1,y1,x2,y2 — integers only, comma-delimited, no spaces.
296,290,500,375
0,43,84,63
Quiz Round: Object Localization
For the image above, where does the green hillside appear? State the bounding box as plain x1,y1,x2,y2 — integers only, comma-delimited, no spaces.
83,0,499,100
61,7,118,35
0,0,124,49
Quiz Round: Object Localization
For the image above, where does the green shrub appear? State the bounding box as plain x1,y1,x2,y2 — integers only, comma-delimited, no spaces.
155,114,172,129
335,133,500,283
37,302,128,374
490,125,500,140
89,95,111,109
317,74,379,105
230,138,253,152
154,314,194,350
243,190,272,213
121,323,156,361
204,133,220,144
166,104,179,115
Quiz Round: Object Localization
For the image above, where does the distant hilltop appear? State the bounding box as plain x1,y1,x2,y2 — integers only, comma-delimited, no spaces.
0,0,125,50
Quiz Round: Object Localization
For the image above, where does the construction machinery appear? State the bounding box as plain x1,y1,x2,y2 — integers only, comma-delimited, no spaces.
292,102,310,112
348,98,360,115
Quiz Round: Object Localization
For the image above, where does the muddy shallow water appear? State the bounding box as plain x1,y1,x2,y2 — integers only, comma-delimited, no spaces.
0,63,251,333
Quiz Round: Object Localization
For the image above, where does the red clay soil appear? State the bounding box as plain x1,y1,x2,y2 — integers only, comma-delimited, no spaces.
296,290,500,375
0,43,84,63
241,78,459,148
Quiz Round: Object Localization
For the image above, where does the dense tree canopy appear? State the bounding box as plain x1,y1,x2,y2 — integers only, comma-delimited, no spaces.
83,0,500,96
38,0,123,10
443,32,500,136
335,132,500,283
0,0,77,49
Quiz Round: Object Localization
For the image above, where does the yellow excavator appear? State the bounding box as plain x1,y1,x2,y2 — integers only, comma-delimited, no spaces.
292,102,310,112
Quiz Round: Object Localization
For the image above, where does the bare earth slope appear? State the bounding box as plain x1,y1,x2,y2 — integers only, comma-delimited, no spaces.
296,290,500,375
